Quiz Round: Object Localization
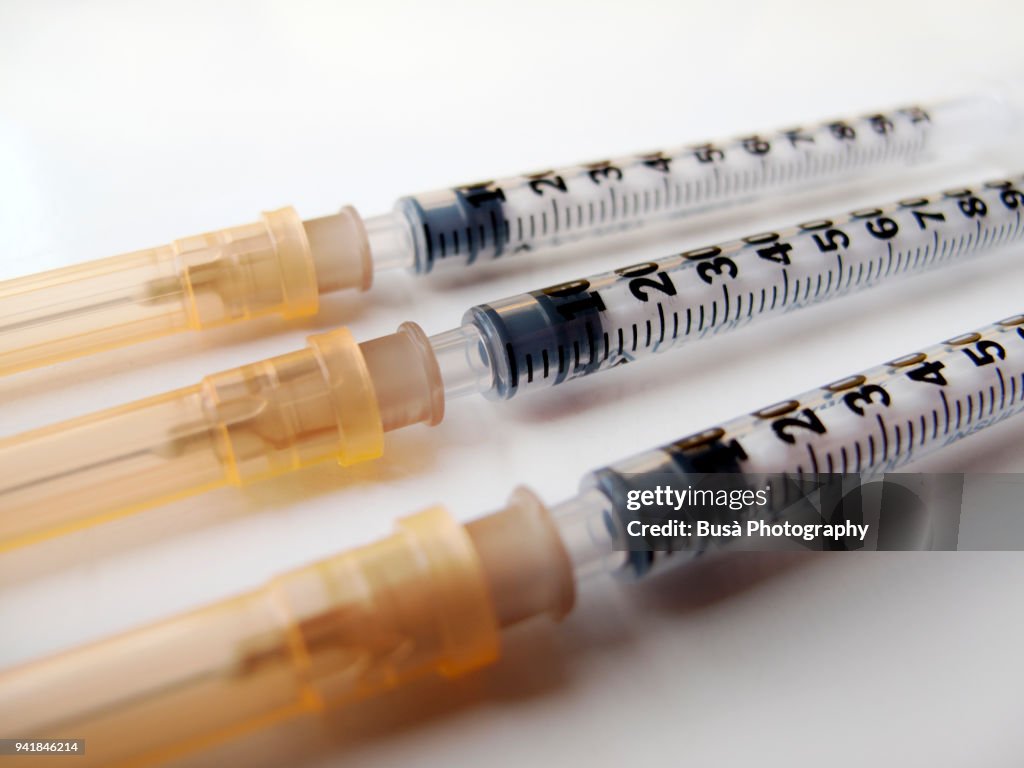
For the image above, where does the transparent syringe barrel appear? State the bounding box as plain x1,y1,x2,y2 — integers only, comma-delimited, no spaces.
465,176,1024,400
395,95,1010,274
554,314,1024,581
0,208,321,375
0,508,500,768
0,328,384,550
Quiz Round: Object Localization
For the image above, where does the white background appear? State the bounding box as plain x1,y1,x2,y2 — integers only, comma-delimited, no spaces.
3,1,1024,765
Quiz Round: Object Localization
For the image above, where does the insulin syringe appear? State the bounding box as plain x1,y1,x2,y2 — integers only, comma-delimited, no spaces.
2,312,1023,768
0,90,1015,375
1,175,1023,550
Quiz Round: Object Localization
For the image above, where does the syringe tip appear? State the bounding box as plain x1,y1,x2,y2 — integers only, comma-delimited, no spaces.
303,206,374,293
359,321,445,432
466,487,576,627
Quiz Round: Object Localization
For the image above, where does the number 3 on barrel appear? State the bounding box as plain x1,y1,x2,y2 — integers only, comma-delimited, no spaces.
683,246,740,285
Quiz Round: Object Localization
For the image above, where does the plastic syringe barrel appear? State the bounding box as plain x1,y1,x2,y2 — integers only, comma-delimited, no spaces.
0,323,442,551
464,175,1024,401
550,313,1024,582
0,208,372,375
0,496,574,768
394,93,1012,274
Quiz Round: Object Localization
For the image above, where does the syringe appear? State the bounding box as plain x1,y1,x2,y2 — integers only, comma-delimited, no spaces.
0,90,1015,375
1,175,1022,550
2,311,1022,768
